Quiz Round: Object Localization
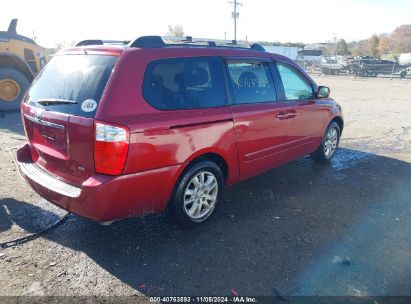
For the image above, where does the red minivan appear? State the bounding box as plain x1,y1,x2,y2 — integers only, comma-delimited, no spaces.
17,37,343,227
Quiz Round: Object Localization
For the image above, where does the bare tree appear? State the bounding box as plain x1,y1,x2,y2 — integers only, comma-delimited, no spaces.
378,34,391,55
336,39,349,55
368,35,380,57
390,24,411,53
167,25,185,37
55,40,77,51
349,40,368,57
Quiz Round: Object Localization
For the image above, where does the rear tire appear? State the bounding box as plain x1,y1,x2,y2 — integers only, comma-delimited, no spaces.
361,71,369,77
400,71,407,78
168,161,223,228
311,122,341,163
0,68,30,111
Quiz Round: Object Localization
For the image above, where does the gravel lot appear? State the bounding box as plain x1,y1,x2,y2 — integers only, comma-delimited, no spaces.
0,76,410,297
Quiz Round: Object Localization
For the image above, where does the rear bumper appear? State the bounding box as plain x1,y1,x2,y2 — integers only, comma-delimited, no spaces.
17,143,180,221
19,162,82,198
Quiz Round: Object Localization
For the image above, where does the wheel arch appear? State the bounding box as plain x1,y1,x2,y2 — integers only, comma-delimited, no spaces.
165,150,230,215
330,116,344,135
0,53,34,82
400,70,407,78
180,151,229,184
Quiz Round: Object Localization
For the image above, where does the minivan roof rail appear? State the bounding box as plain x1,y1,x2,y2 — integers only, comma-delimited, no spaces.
75,36,265,52
128,36,265,51
75,39,130,47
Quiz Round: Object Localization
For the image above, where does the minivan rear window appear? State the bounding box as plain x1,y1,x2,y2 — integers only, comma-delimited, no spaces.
25,54,117,118
143,57,227,110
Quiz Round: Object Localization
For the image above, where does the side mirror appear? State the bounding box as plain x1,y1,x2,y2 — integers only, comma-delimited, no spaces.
317,86,330,99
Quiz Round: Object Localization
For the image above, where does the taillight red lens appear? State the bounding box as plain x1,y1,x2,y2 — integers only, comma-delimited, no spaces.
94,121,129,175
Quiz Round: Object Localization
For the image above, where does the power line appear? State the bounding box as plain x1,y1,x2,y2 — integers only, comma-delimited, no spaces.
229,0,242,41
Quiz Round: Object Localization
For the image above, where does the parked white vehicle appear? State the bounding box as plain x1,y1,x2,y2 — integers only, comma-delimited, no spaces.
399,53,411,66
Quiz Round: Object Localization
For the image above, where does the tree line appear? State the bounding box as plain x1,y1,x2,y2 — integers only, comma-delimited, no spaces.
52,24,411,59
260,24,411,59
327,24,411,58
167,23,411,59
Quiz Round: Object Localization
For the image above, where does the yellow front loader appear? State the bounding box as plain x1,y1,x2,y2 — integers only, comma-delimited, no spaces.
0,19,47,111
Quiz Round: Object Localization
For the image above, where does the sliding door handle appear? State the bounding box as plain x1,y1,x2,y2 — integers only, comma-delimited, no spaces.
275,112,289,120
286,110,299,119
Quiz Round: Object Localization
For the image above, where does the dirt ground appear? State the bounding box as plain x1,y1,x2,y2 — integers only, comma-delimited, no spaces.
0,76,410,297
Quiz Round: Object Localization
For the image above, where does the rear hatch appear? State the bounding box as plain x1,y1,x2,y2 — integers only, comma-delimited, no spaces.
21,52,118,187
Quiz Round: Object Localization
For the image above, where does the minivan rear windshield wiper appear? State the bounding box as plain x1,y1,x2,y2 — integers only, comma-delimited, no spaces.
36,98,78,105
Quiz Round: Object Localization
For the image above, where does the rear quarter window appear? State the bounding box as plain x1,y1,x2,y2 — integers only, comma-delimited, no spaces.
143,57,227,110
25,54,117,118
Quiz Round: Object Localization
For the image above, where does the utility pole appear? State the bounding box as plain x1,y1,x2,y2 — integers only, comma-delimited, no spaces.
229,0,242,41
332,35,337,57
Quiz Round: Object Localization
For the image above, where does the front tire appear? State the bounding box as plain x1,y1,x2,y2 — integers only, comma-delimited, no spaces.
0,68,30,111
168,161,224,228
311,122,341,163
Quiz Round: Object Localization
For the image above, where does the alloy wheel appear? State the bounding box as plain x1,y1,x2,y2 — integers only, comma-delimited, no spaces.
324,127,338,158
183,171,218,219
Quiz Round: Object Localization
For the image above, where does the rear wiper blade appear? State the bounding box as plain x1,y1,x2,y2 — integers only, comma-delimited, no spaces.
36,98,78,105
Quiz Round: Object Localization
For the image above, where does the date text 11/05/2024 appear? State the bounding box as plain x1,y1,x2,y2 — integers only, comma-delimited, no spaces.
149,296,257,303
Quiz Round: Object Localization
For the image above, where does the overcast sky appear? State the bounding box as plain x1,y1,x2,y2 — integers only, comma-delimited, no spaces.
2,0,411,47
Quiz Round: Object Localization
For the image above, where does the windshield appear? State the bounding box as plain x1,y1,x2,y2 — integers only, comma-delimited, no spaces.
25,54,118,118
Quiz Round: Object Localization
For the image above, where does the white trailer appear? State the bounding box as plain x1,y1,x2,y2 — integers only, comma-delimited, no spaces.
297,49,324,63
262,46,299,60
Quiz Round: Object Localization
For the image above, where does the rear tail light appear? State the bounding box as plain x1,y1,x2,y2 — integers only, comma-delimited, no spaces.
94,121,129,175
